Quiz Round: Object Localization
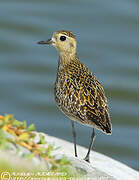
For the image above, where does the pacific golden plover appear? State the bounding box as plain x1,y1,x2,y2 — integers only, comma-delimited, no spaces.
38,30,112,162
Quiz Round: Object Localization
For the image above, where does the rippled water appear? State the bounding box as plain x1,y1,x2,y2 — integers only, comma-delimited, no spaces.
0,0,139,170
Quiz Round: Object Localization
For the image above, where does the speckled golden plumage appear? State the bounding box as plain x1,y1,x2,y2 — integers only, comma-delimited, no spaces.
55,56,111,134
38,30,112,162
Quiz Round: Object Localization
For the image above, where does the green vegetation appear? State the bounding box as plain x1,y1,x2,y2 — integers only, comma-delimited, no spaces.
0,114,73,178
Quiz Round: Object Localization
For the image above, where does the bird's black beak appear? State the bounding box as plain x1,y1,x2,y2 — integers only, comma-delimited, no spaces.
37,38,53,45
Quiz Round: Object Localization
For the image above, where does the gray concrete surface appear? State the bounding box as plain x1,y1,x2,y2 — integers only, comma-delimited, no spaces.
38,133,139,180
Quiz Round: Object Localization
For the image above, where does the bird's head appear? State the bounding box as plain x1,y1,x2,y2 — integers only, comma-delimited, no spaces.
38,30,77,55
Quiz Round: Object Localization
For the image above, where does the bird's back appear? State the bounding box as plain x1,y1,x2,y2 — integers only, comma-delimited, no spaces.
54,56,112,134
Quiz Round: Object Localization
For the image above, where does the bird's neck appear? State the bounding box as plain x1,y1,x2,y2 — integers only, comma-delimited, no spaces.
58,51,78,67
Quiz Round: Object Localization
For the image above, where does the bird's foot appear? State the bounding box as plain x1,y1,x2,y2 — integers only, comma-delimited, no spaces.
84,156,90,163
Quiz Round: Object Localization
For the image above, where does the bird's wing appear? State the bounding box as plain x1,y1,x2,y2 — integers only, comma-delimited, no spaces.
60,62,112,134
72,68,112,134
86,75,112,134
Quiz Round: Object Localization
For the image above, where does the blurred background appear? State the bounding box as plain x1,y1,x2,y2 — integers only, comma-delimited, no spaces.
0,0,139,170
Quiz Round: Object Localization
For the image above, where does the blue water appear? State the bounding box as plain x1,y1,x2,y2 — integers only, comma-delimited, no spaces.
0,0,139,170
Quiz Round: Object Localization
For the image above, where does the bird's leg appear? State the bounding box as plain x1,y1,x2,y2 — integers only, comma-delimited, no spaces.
84,128,96,163
71,120,77,157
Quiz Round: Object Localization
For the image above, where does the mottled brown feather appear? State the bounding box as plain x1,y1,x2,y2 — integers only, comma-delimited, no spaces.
54,56,112,134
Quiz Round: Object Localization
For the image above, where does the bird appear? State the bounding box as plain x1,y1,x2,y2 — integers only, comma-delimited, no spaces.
37,30,112,163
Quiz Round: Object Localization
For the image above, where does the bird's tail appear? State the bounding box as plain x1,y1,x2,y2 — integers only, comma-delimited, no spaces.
100,110,112,135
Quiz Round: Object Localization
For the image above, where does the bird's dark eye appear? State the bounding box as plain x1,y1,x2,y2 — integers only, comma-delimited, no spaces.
60,36,66,41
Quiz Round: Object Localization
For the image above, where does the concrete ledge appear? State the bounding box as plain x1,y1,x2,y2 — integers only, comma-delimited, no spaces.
38,133,139,180
1,128,139,180
67,157,116,179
